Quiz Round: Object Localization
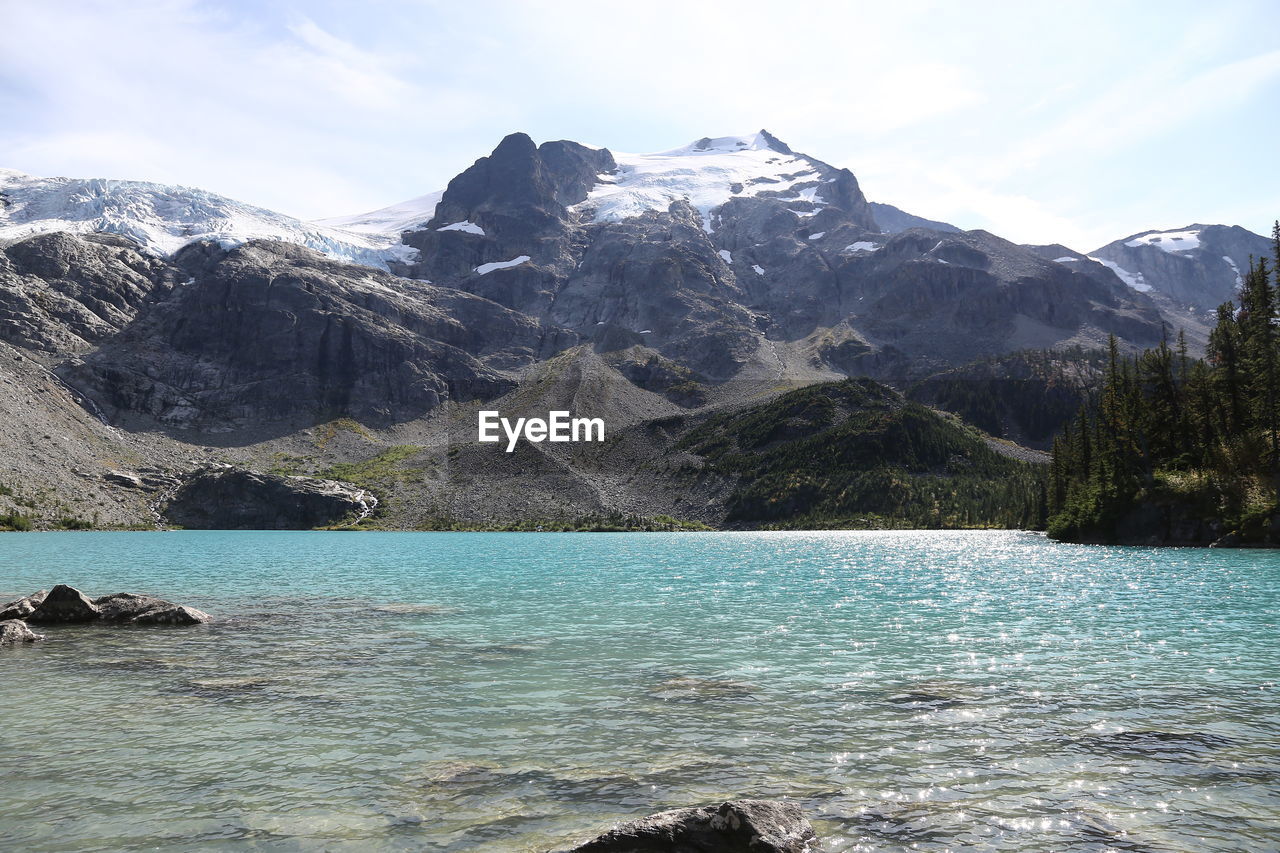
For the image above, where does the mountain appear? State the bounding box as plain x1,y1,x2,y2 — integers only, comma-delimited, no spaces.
1087,224,1272,313
0,168,415,270
0,128,1242,530
387,129,1164,385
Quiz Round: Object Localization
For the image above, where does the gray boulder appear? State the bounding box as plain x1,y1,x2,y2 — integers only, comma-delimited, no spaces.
93,592,210,625
25,584,101,624
162,466,376,530
567,800,819,852
0,589,48,621
0,619,45,644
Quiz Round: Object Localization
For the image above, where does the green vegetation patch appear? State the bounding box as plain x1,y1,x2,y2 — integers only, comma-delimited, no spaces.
319,445,426,487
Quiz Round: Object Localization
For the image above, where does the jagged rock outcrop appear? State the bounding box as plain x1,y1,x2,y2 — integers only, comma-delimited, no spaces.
566,800,819,853
161,466,377,529
26,583,101,623
790,228,1165,375
0,619,44,644
0,589,48,621
402,132,615,300
0,232,174,353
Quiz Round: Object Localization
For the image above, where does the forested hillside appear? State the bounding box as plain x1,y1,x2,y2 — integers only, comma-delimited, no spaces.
677,379,1047,530
1049,224,1280,545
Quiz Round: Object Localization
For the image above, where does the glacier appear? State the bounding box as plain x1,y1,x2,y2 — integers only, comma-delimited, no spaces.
0,168,418,270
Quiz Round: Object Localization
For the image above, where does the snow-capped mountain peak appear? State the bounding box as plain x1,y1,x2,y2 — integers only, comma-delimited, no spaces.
0,169,416,269
579,130,835,230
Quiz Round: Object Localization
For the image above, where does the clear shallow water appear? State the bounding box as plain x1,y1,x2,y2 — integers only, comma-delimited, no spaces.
0,530,1277,852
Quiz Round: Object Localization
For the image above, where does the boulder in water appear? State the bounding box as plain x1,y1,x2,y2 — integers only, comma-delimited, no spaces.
0,619,45,644
566,800,819,852
11,586,209,628
26,584,101,624
93,592,210,625
0,589,48,621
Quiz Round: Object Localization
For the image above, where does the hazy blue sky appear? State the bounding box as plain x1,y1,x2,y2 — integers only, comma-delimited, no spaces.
2,0,1277,250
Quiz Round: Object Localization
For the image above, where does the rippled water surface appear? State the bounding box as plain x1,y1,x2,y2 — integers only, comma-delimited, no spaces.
1,530,1278,851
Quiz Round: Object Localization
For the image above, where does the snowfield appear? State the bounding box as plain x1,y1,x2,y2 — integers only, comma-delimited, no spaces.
1089,255,1152,292
0,168,417,270
577,133,831,231
315,190,442,236
1124,228,1202,253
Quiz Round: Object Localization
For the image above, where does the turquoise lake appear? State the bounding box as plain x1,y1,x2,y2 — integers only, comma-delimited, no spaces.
1,530,1277,851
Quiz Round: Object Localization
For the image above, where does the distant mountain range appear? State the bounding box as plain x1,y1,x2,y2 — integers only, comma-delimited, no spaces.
0,130,1270,530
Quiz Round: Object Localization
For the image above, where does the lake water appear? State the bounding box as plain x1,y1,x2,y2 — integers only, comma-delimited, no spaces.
1,530,1277,852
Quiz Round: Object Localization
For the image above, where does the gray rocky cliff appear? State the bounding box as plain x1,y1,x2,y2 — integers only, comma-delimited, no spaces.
0,232,175,353
56,238,575,429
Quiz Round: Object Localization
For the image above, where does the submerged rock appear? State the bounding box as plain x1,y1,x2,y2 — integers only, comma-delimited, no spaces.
1081,730,1235,758
0,619,45,644
93,592,210,625
885,691,965,711
648,676,757,702
0,589,48,621
567,800,819,852
26,584,101,624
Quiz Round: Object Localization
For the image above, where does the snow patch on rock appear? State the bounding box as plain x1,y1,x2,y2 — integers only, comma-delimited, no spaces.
1125,228,1202,253
1089,256,1152,292
475,255,531,275
437,220,485,235
1223,255,1243,287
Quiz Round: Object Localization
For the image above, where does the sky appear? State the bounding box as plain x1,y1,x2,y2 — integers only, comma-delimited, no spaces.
1,0,1277,251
